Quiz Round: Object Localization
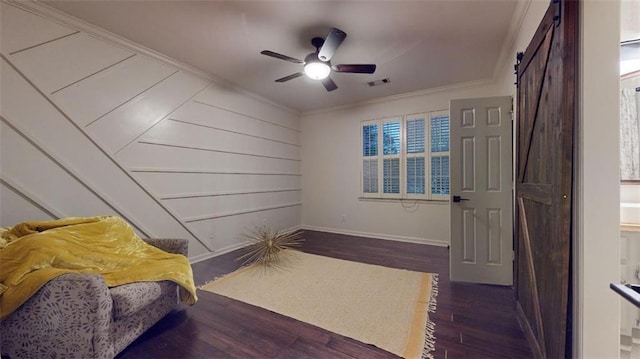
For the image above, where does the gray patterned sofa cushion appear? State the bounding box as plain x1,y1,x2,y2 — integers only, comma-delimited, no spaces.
0,238,189,359
0,273,114,359
111,284,178,354
110,280,176,320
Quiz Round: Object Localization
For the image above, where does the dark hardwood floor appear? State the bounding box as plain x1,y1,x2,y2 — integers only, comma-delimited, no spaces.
117,231,532,359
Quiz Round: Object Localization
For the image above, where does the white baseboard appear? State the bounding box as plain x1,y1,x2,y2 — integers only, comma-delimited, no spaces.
188,240,251,264
189,224,444,264
299,225,449,247
189,224,304,264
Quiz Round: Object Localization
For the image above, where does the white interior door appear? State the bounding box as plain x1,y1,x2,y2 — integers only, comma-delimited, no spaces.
449,96,513,285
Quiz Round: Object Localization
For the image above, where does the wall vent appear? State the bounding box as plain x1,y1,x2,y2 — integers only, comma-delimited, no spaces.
368,78,391,87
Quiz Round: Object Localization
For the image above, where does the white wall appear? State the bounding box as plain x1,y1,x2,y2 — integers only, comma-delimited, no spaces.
300,81,500,245
0,2,301,261
298,0,549,247
495,0,549,96
578,0,621,357
622,185,640,223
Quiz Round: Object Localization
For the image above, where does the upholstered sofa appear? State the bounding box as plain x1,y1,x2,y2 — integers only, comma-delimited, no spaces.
0,238,188,359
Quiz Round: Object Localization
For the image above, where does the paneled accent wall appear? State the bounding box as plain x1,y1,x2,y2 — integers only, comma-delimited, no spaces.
0,2,301,260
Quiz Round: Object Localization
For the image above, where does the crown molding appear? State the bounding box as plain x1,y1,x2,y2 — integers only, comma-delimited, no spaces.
491,0,533,81
301,78,495,117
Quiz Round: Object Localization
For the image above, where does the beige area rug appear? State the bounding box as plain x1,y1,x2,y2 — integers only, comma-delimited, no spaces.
199,250,438,359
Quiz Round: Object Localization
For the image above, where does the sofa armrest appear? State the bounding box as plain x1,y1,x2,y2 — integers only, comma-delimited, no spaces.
143,238,188,256
0,273,114,359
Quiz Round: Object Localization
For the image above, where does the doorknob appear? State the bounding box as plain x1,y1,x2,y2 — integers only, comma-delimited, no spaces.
452,195,469,203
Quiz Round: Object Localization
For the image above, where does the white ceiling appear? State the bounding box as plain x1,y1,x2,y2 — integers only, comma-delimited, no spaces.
42,0,519,113
622,0,640,42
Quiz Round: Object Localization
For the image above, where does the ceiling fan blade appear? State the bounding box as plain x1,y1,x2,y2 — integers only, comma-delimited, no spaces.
321,76,338,91
275,72,304,83
318,28,347,62
332,64,377,74
261,50,304,64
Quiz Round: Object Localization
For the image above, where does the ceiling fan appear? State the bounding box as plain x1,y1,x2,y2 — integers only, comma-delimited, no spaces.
260,28,376,92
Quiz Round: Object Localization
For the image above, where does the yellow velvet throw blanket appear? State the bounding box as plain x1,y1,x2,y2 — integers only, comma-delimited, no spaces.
0,216,197,320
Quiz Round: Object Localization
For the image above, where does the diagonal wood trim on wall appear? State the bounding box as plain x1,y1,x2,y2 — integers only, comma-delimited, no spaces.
1,2,302,256
0,177,63,220
0,113,153,238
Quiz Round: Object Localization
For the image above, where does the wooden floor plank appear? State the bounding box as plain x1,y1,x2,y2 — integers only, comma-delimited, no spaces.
117,230,532,359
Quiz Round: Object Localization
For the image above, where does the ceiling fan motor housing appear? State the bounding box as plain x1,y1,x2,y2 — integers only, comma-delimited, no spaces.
311,37,325,51
305,52,328,65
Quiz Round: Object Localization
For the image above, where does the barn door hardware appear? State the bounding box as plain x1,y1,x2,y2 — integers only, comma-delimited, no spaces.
514,51,524,87
553,0,561,26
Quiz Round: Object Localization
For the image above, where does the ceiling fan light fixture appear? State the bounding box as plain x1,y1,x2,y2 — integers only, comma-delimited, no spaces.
304,61,330,80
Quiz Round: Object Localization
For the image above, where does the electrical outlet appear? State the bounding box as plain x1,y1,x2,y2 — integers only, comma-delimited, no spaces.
341,214,347,222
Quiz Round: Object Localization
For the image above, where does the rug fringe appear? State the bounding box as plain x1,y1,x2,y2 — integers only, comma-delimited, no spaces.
196,268,245,290
421,274,439,359
197,252,270,291
197,278,220,290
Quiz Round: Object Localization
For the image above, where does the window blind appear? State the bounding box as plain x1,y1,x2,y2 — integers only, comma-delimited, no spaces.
362,124,378,157
383,158,400,194
383,122,400,155
407,157,426,194
431,115,450,153
363,159,378,193
431,155,450,195
406,118,426,153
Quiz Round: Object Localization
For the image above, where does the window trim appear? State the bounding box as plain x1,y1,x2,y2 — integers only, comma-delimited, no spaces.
360,110,449,200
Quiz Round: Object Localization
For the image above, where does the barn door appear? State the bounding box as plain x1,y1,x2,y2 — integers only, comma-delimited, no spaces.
515,1,577,358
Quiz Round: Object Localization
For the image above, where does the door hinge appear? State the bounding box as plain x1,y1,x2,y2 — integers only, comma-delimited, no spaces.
512,251,515,261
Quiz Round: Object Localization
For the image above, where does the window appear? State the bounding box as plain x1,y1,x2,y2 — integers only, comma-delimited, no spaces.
361,111,450,200
382,120,401,194
430,114,450,196
620,86,640,181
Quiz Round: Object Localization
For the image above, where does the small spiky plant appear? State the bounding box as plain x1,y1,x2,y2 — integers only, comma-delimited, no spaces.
237,226,304,267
